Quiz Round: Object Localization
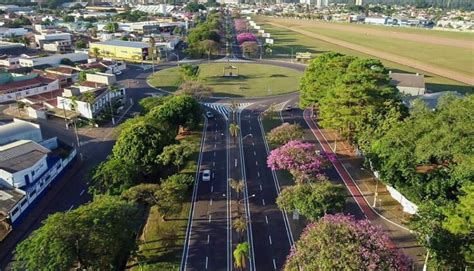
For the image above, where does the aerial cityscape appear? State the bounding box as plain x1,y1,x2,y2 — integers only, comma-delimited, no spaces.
0,0,472,270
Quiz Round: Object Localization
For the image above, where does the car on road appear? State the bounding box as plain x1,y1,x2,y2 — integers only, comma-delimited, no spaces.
285,105,292,111
202,170,211,181
205,111,214,118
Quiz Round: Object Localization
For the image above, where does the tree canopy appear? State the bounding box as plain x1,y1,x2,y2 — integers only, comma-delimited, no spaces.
14,196,140,270
267,122,304,146
285,214,411,270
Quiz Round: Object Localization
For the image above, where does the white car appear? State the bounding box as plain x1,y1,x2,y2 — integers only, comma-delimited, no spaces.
202,170,211,181
205,111,214,118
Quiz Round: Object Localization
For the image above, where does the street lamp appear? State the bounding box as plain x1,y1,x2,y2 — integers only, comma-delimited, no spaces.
361,167,379,208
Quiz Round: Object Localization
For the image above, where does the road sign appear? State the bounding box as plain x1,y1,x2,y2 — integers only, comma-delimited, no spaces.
265,38,274,44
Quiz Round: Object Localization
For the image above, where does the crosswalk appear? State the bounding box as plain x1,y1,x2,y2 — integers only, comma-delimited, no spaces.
203,102,253,120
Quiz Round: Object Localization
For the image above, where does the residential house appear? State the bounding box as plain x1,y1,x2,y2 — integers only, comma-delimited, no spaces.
19,52,88,68
0,118,42,146
0,72,60,103
390,72,426,96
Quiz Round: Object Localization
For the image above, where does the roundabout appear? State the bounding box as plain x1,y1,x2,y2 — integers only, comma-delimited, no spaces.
147,62,302,98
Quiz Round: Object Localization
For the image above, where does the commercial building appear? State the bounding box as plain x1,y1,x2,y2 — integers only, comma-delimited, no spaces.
19,52,88,68
0,72,60,103
34,33,72,49
89,40,150,61
0,118,42,146
0,28,28,39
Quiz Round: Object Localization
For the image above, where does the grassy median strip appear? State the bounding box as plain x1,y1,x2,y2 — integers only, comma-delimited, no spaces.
127,122,203,270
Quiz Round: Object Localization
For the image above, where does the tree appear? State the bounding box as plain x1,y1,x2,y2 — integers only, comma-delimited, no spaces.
267,123,304,146
91,47,100,59
75,39,86,49
176,81,212,101
112,122,176,172
121,183,160,206
276,180,346,221
63,15,75,23
159,142,194,171
19,36,30,48
229,123,240,141
139,95,172,113
236,33,257,44
267,140,335,184
90,156,139,195
155,174,194,220
233,216,247,242
229,178,244,200
14,196,140,270
241,41,258,57
285,214,411,271
179,64,200,81
147,95,202,133
200,39,220,61
233,242,250,271
184,2,206,12
104,22,119,33
443,182,474,236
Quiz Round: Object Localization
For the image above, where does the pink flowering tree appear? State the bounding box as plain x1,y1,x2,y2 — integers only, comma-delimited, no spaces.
236,33,257,44
285,214,412,271
267,140,336,184
234,19,247,33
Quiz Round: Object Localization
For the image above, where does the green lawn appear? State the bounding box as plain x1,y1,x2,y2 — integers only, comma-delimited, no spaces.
127,122,203,270
148,63,302,97
254,17,473,94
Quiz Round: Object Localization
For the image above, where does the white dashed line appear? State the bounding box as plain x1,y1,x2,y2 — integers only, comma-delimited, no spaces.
252,142,255,146
273,259,277,270
79,189,85,196
253,151,256,156
249,126,252,131
209,215,212,222
259,184,263,191
268,235,273,245
255,161,258,166
205,256,209,269
213,161,215,167
214,152,216,157
68,205,74,211
207,235,210,244
257,172,260,178
265,215,269,224
262,199,266,206
235,158,238,167
210,198,213,206
211,186,214,193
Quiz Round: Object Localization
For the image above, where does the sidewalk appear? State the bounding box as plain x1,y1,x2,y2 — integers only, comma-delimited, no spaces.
303,109,425,267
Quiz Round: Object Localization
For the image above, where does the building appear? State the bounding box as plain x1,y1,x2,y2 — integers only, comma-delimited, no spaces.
19,52,88,68
390,72,426,96
0,28,28,39
0,72,60,103
0,118,42,146
42,40,73,53
89,40,150,61
34,33,73,49
0,137,76,235
402,91,461,110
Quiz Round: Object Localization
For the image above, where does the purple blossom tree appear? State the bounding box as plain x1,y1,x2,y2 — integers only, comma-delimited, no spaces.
236,33,257,44
285,214,412,271
267,140,335,184
234,19,247,33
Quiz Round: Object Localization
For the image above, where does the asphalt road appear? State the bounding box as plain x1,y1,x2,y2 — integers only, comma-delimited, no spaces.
182,109,229,271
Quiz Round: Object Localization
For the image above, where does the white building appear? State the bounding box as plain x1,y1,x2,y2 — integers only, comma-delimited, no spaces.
19,52,88,68
0,28,28,39
0,119,42,146
390,72,426,96
34,33,72,48
0,75,60,103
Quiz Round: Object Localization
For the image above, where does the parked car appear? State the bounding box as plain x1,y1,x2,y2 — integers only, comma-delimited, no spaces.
285,105,292,111
202,170,211,181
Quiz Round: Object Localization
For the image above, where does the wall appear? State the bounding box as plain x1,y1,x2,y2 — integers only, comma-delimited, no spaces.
19,53,88,68
0,155,48,188
397,86,426,96
90,44,147,61
86,72,116,85
0,79,60,103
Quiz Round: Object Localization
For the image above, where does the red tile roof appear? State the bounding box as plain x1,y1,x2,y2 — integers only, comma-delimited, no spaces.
0,77,56,93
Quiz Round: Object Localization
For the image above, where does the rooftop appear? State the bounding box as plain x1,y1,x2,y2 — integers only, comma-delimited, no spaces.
0,76,56,93
0,140,50,173
91,40,149,49
0,181,25,216
0,119,41,145
390,72,426,89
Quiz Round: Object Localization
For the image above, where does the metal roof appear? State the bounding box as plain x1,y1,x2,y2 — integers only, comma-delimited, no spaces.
91,40,149,49
0,119,41,146
0,140,50,173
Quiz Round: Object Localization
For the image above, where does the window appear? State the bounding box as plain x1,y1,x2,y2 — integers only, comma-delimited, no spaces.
20,199,27,207
11,207,19,217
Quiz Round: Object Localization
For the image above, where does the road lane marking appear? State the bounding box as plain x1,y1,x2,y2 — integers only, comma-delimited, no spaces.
215,136,217,140
205,256,208,269
213,161,215,167
207,235,210,244
269,235,273,245
259,184,263,191
214,143,216,148
257,172,260,178
255,161,258,166
214,151,216,157
68,205,74,211
265,215,269,224
235,158,238,167
262,199,266,206
249,126,252,131
252,142,255,146
211,186,213,192
79,189,85,196
253,151,256,156
209,215,212,222
212,173,215,179
273,259,277,270
210,198,213,206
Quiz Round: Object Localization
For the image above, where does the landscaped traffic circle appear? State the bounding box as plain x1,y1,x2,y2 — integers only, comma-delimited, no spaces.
147,63,302,98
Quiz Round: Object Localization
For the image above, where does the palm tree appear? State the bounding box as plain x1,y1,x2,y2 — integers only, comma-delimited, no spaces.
148,36,156,73
229,123,240,141
233,216,246,242
91,47,100,60
233,242,250,271
19,36,30,48
230,100,238,120
229,178,245,215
